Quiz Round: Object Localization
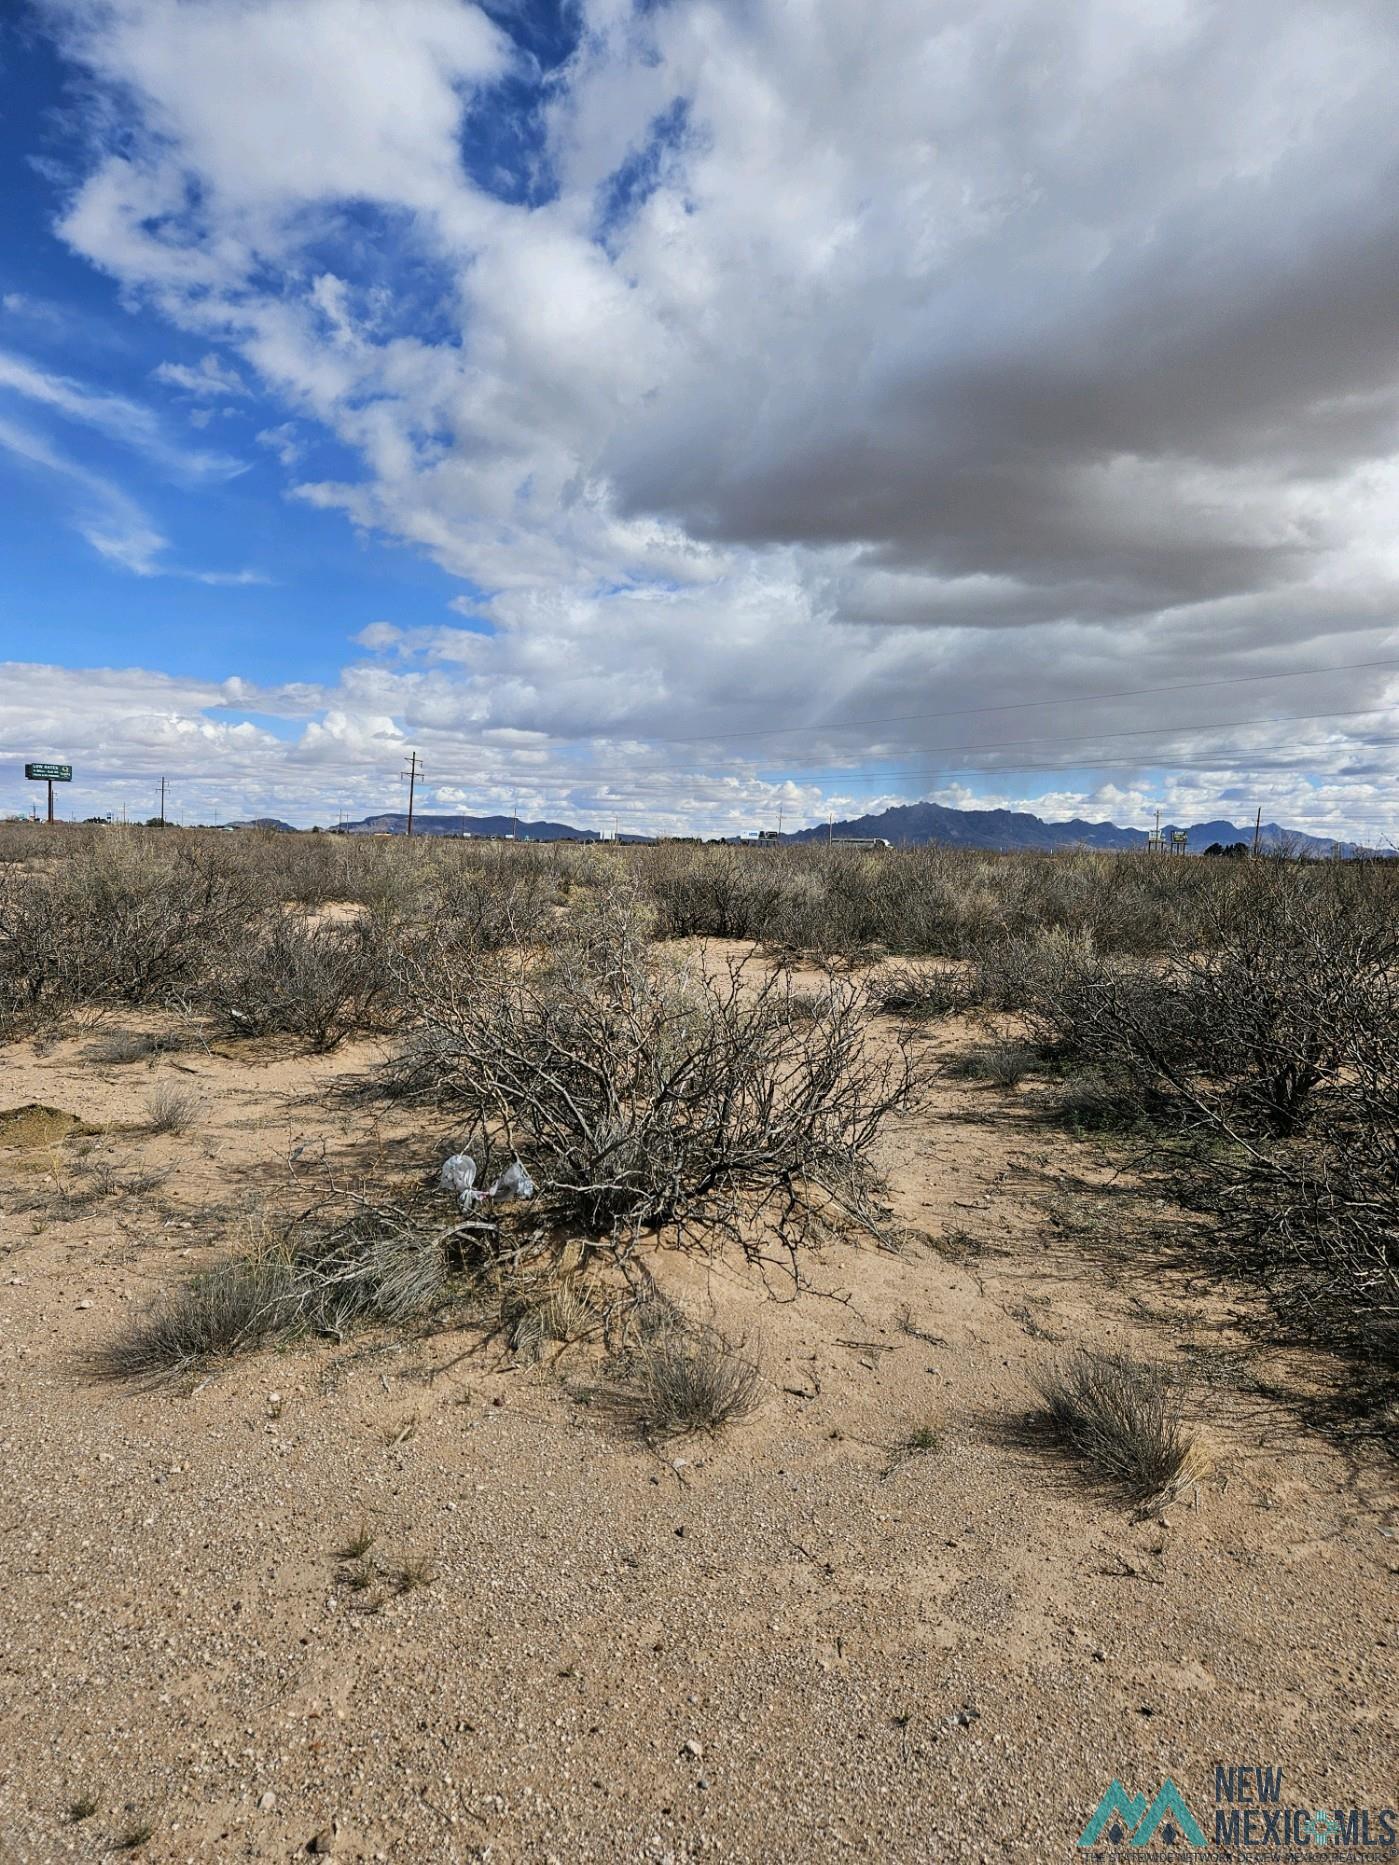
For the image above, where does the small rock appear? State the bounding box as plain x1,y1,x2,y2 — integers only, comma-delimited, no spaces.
258,1791,276,1812
308,1825,337,1855
76,1299,92,1311
681,1738,703,1761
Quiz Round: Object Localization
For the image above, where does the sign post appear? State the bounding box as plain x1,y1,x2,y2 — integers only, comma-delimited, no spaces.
25,762,73,824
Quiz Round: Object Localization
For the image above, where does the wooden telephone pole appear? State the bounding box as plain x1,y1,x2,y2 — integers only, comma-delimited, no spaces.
401,751,421,837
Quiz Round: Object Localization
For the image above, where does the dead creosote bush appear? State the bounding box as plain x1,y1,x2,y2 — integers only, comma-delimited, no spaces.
206,909,390,1050
1032,1348,1201,1503
0,834,263,1025
869,963,976,1021
386,890,918,1253
143,1080,200,1134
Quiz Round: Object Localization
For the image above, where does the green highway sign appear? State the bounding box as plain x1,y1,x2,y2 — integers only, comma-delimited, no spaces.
25,763,72,782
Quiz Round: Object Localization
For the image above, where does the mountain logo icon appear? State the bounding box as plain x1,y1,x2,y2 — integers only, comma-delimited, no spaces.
1077,1778,1208,1849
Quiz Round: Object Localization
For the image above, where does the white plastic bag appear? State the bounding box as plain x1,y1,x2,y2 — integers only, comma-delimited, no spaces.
439,1153,478,1196
440,1153,487,1210
489,1160,536,1201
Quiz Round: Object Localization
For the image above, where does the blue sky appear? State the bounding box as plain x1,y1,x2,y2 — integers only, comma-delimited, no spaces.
1,0,1397,839
0,19,485,688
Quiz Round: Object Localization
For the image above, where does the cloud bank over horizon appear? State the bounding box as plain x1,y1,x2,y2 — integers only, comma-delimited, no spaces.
2,0,1398,838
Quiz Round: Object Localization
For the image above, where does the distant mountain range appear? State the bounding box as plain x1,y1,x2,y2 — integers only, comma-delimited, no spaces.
224,801,1379,856
335,811,650,842
785,800,1374,857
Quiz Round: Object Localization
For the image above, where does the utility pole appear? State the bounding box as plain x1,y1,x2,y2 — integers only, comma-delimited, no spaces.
1251,806,1262,858
159,776,167,828
828,812,833,845
777,802,784,840
401,751,421,838
511,790,519,842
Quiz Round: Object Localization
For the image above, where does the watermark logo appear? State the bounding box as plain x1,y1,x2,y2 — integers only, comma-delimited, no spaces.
1077,1778,1207,1849
1076,1765,1397,1856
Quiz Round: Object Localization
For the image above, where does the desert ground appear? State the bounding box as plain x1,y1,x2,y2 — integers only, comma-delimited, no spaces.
1,952,1394,1864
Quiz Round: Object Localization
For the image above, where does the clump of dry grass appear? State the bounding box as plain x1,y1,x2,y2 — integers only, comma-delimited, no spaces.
956,1041,1038,1088
1033,1348,1201,1502
88,1029,187,1066
621,1321,763,1438
143,1080,200,1134
93,1253,299,1379
94,1200,456,1380
506,1277,601,1360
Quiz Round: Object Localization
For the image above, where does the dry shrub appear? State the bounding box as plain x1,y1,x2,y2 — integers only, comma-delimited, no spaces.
869,963,976,1021
385,889,917,1249
1002,865,1398,1140
999,865,1399,1397
206,909,390,1049
637,841,1211,961
1034,1349,1199,1502
0,834,262,1020
421,849,558,949
641,843,785,940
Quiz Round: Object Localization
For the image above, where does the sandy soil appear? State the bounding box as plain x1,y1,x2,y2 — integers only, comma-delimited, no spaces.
0,989,1394,1863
